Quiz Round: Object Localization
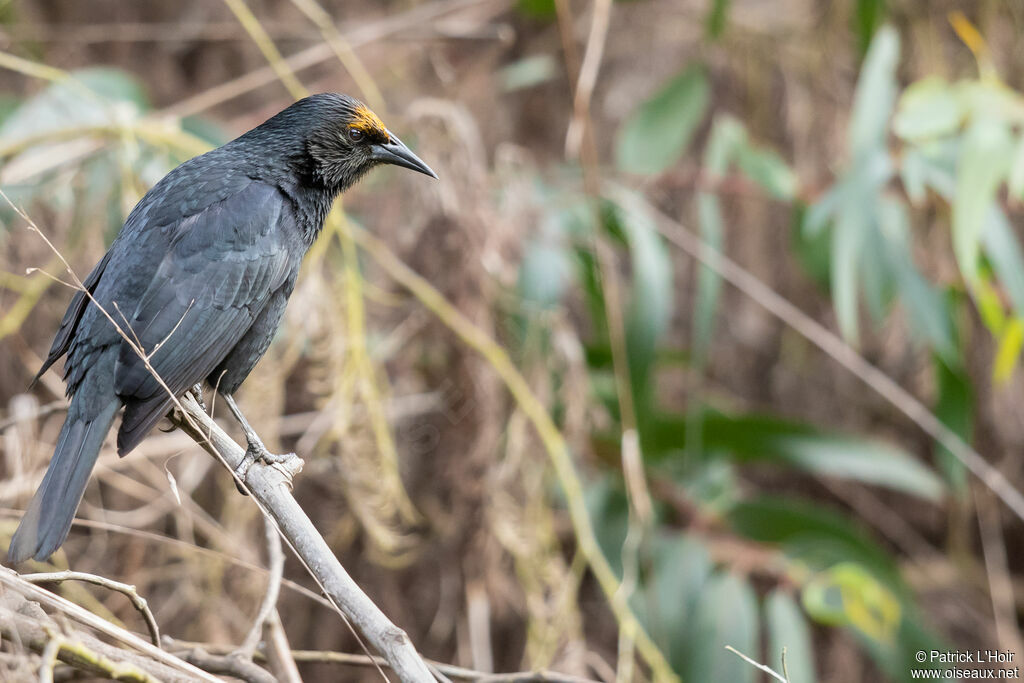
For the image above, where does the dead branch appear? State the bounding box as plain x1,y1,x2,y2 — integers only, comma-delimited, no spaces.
168,392,435,682
0,571,215,681
21,571,161,647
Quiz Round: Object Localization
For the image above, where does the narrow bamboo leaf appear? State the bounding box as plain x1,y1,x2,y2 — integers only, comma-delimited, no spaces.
728,496,903,589
993,318,1024,382
640,534,712,668
792,205,832,291
765,590,817,683
934,354,972,496
604,193,675,402
1010,133,1024,201
735,144,798,200
705,0,731,39
615,64,711,175
953,117,1013,285
704,115,745,176
693,192,723,365
859,223,896,323
879,198,956,360
848,25,899,154
853,0,887,57
831,206,866,343
648,412,945,500
803,185,840,238
981,207,1024,318
683,574,758,683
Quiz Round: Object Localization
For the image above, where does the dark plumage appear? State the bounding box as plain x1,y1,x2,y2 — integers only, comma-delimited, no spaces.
9,93,436,562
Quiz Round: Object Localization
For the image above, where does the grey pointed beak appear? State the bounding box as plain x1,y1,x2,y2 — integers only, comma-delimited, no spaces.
371,133,438,179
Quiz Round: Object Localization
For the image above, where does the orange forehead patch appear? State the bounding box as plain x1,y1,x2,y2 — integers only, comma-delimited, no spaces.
350,105,389,140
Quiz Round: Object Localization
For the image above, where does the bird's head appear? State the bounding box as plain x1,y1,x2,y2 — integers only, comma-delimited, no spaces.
279,93,437,192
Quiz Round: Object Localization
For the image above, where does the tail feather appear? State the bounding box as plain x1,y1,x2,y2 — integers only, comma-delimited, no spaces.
8,397,119,562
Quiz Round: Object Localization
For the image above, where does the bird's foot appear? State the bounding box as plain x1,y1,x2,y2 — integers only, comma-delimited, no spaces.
233,440,302,494
189,383,207,413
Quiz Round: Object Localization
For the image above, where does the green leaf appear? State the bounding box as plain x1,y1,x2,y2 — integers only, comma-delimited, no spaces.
993,318,1024,382
728,496,904,588
828,149,893,344
934,354,972,496
1009,133,1024,201
704,115,745,177
981,207,1024,318
615,64,711,175
705,0,731,39
852,0,887,56
516,0,556,19
518,239,572,307
832,203,866,343
802,563,901,643
803,184,840,238
848,25,899,154
639,534,713,667
735,143,798,200
603,193,675,412
792,204,832,291
953,117,1014,285
765,590,817,683
773,434,944,501
682,573,758,683
893,77,963,141
500,55,557,92
879,198,956,360
649,412,945,500
693,192,723,365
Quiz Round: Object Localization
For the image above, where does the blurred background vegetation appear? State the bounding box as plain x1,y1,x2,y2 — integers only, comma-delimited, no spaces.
2,0,1024,681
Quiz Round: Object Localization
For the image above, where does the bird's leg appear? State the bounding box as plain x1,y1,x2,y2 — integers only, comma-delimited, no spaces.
189,383,207,413
221,394,300,483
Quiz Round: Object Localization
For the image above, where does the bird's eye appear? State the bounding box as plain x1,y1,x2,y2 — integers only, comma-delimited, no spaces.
347,128,364,143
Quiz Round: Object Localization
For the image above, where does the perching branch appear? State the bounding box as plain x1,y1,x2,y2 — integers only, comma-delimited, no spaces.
168,391,435,683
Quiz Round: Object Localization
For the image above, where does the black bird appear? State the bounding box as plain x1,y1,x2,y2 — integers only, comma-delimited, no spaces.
9,93,436,562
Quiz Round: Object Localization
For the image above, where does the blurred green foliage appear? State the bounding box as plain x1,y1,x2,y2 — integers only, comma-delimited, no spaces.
507,11,1023,682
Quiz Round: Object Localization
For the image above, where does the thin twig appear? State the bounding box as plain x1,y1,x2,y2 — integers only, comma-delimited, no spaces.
564,0,612,159
167,640,601,682
262,611,303,683
21,571,161,648
0,568,221,682
724,646,788,682
38,633,61,683
236,516,286,658
170,643,276,683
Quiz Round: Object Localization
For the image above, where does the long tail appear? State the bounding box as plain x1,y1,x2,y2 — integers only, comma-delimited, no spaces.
8,396,119,562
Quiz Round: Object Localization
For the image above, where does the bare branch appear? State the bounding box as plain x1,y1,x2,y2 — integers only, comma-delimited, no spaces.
169,392,435,682
21,571,161,647
236,516,285,659
0,567,220,682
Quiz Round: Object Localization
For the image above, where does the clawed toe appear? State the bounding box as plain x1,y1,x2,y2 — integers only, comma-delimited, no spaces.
232,442,302,494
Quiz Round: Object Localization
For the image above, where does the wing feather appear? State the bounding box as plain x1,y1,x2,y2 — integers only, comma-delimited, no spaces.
113,182,299,453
